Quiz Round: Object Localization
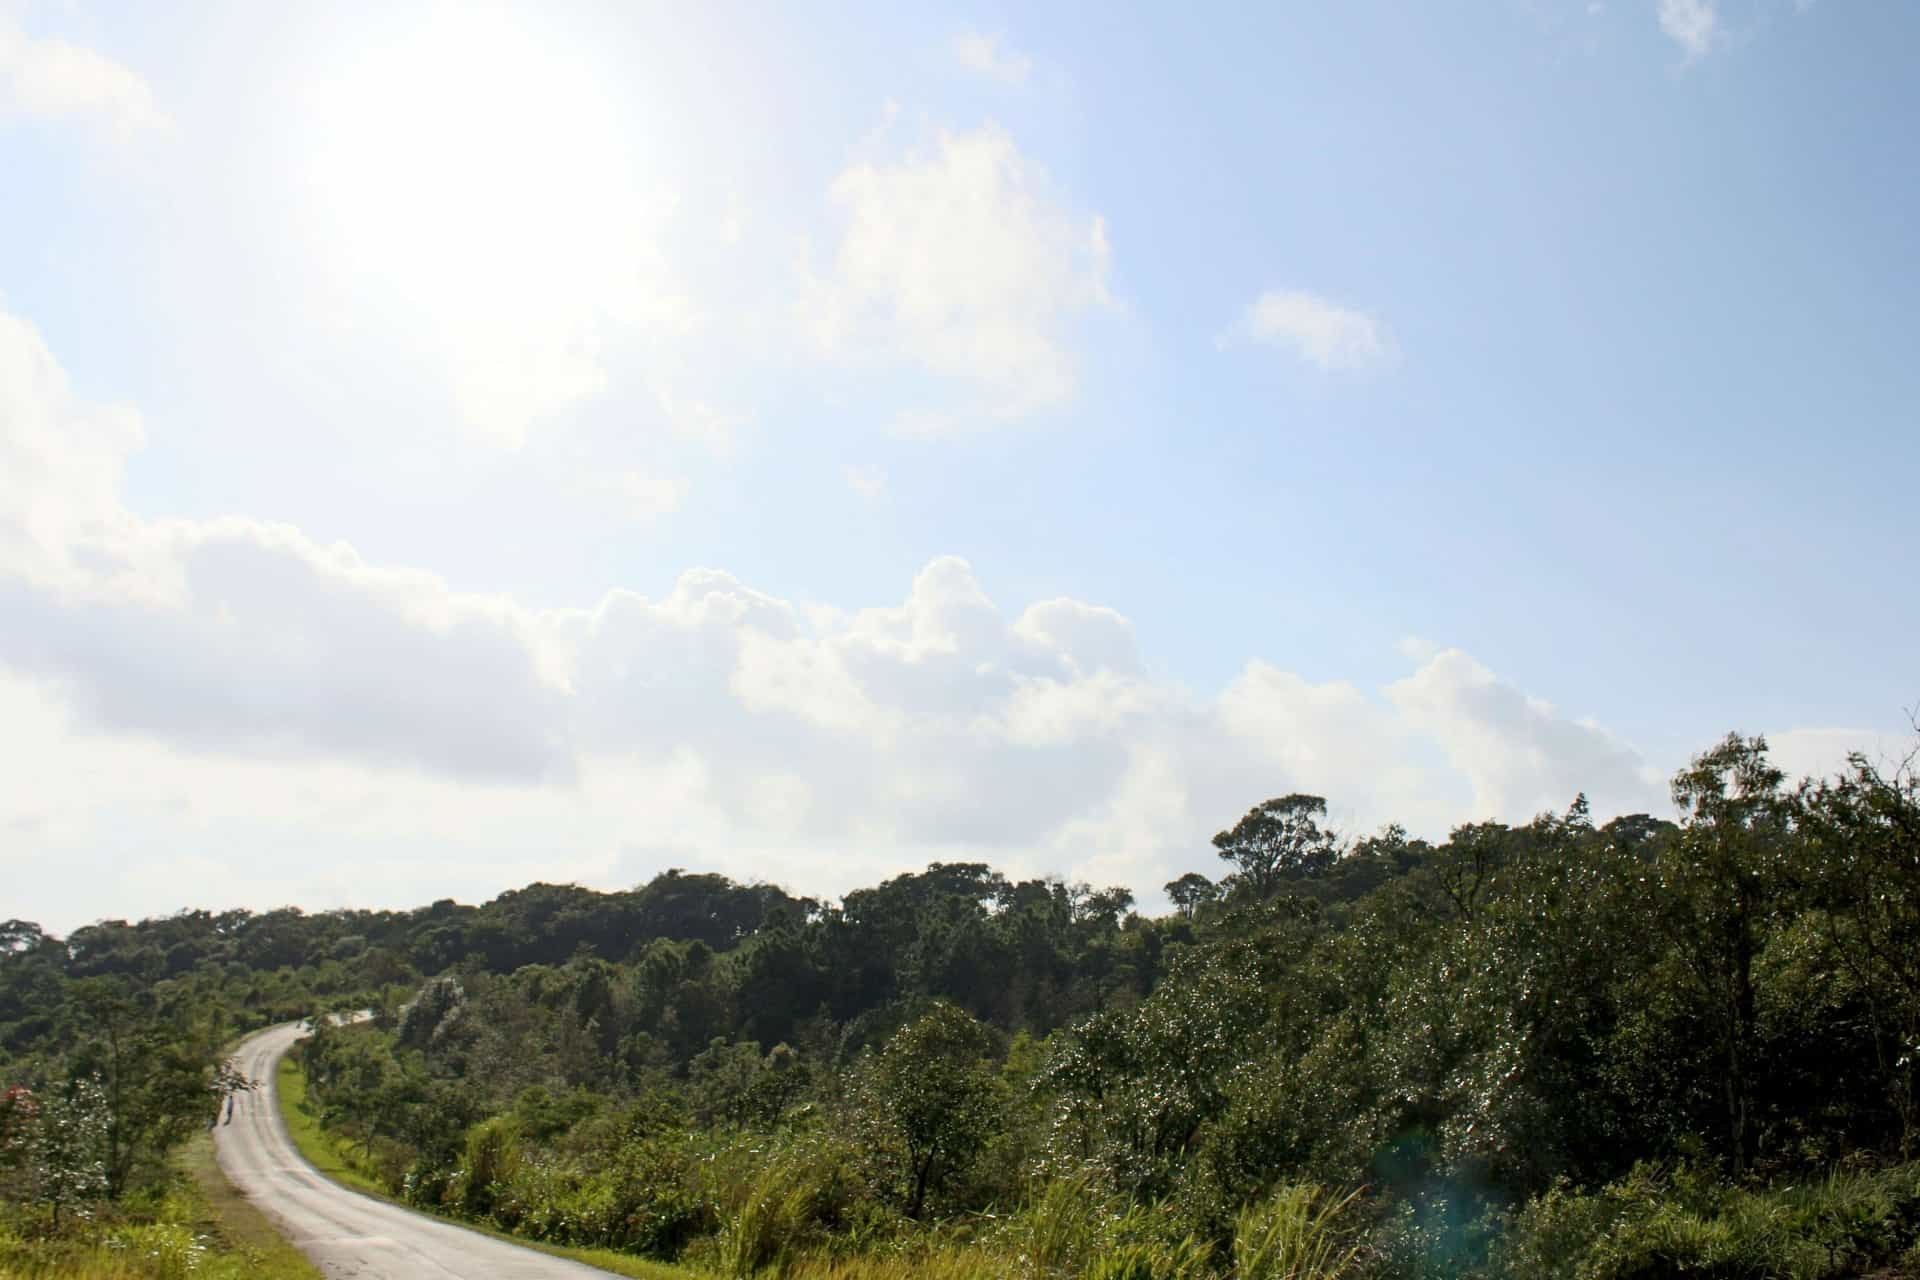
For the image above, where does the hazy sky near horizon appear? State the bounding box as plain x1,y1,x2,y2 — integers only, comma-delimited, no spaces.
3,0,1915,934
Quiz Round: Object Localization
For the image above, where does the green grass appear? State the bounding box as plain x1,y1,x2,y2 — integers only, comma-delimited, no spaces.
1232,1185,1367,1280
274,1056,388,1199
776,1249,1012,1279
175,1128,324,1278
0,1132,322,1280
274,1053,695,1279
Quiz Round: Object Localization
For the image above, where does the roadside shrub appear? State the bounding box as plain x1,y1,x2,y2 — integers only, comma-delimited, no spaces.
489,1130,713,1258
1490,1160,1920,1280
454,1115,520,1218
402,1155,453,1210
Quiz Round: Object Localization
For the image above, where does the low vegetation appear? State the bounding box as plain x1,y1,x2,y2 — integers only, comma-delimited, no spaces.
6,731,1920,1275
0,1130,321,1279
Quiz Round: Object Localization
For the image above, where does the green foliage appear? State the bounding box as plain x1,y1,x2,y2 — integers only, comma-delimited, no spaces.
987,1174,1215,1279
62,983,252,1199
1212,794,1339,901
396,974,467,1052
16,730,1920,1277
708,1146,839,1276
1654,733,1795,1175
0,1216,208,1280
866,1003,1004,1219
1231,1185,1369,1280
1000,1171,1117,1276
1164,874,1220,919
1083,1236,1213,1280
0,1170,321,1280
1798,750,1920,1152
455,1114,521,1218
26,1077,110,1223
1491,1161,1920,1280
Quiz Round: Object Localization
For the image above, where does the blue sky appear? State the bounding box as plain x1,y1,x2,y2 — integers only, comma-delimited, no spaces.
2,0,1914,933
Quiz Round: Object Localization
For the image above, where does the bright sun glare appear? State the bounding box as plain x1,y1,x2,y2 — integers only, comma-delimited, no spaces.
296,9,664,434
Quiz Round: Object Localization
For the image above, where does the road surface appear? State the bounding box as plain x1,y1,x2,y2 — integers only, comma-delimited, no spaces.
215,1020,617,1278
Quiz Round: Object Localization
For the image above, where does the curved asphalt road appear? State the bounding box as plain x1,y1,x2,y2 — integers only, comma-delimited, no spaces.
215,1021,616,1278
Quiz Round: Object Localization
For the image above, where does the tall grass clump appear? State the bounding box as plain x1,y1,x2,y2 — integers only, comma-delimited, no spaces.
453,1114,522,1218
1002,1169,1117,1276
692,1134,867,1277
1232,1184,1369,1280
713,1155,826,1276
1082,1234,1214,1280
981,1171,1212,1280
778,1246,1006,1279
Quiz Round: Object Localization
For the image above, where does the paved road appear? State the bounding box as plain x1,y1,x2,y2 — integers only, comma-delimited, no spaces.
215,1021,616,1279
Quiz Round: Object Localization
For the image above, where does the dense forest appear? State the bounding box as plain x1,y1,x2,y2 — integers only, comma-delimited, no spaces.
6,731,1920,1277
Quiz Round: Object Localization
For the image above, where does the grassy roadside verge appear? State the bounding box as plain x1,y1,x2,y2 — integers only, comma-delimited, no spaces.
176,1129,325,1278
0,1132,322,1280
275,1055,387,1198
275,1051,695,1279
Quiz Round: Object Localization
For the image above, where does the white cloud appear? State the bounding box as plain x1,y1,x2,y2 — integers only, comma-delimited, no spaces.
1386,649,1666,820
1657,0,1720,61
1763,727,1917,788
12,301,1881,934
1212,660,1437,830
0,307,153,598
844,463,888,499
1228,289,1393,372
0,524,575,783
0,306,572,783
802,123,1113,428
1013,598,1142,678
952,32,1032,85
0,14,168,139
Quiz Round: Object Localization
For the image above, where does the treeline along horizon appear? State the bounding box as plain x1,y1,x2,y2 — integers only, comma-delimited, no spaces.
7,728,1920,1278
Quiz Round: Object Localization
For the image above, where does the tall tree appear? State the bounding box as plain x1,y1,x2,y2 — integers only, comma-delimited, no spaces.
1658,733,1790,1174
1165,873,1221,917
1798,746,1920,1151
65,981,253,1197
1213,795,1339,900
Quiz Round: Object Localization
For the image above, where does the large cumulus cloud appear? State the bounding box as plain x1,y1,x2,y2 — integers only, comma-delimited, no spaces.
0,309,571,781
3,304,1690,931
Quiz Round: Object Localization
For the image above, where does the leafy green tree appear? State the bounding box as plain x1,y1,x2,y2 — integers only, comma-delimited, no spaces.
1050,929,1300,1200
1165,873,1220,917
1657,733,1791,1174
867,1002,1002,1218
396,974,468,1051
27,1075,109,1225
1798,746,1920,1151
1429,821,1515,924
1213,795,1339,900
65,981,252,1197
0,922,65,1055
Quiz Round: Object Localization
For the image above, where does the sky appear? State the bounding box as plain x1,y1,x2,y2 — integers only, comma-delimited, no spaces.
2,0,1915,935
